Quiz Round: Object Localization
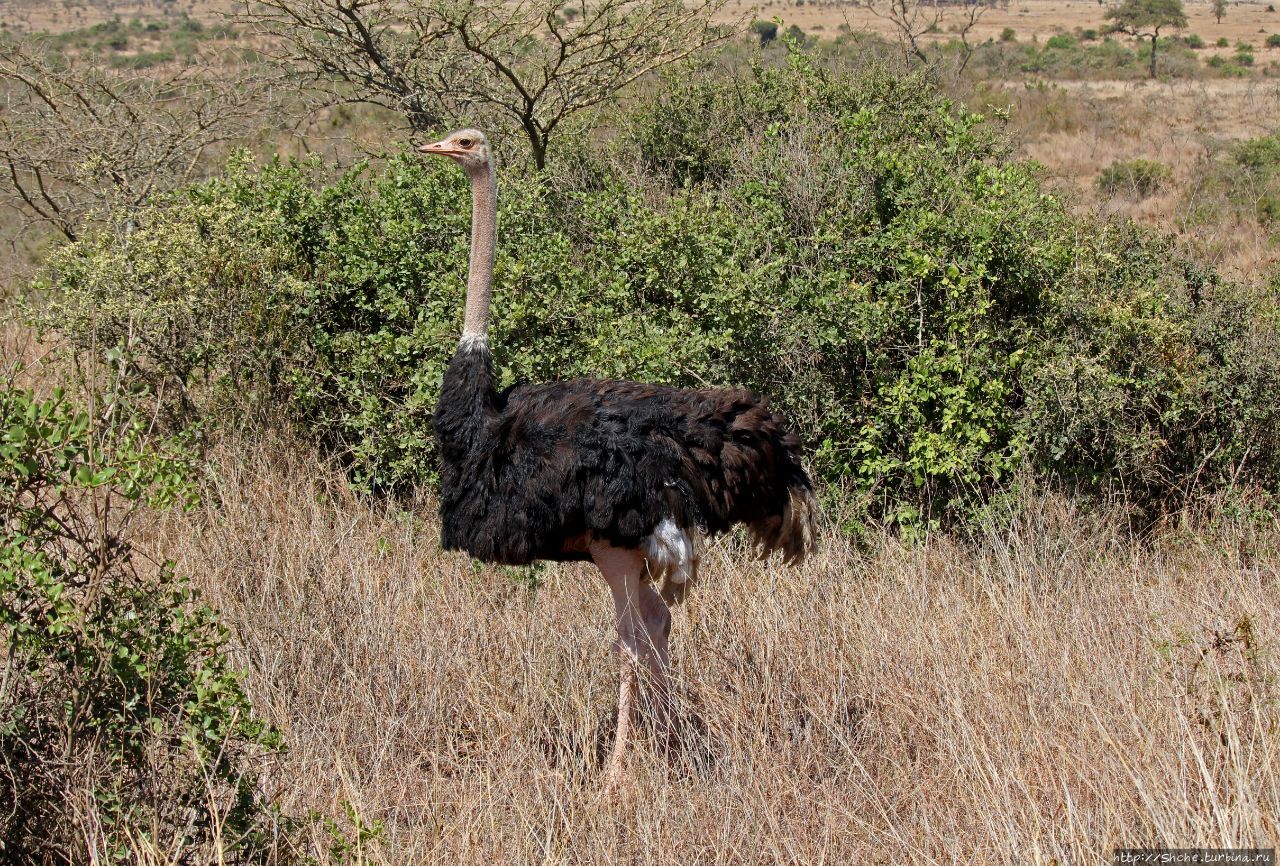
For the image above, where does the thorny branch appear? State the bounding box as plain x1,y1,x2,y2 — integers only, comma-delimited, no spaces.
245,0,738,168
0,37,275,240
858,0,1005,73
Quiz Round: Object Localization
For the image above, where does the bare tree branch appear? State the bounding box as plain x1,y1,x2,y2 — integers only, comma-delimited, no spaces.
245,0,740,169
0,37,275,241
858,0,1005,73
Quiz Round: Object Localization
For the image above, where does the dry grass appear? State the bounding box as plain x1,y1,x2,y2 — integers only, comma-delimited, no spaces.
6,0,1280,44
131,437,1280,862
731,0,1280,48
4,0,1279,851
4,0,1279,285
982,77,1280,279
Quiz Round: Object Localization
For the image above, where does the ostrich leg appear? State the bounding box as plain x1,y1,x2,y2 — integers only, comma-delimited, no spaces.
590,543,673,786
636,581,674,750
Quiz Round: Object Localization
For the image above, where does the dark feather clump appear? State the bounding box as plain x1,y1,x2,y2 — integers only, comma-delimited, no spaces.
433,341,816,564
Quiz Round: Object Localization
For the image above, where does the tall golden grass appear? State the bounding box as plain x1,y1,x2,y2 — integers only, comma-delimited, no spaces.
121,437,1280,862
1001,77,1280,280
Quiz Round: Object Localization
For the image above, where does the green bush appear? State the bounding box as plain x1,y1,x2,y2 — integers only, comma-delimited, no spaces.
1097,158,1172,198
751,19,779,47
0,382,283,860
109,48,175,69
1185,33,1205,49
35,181,309,430
1207,52,1250,75
1135,38,1203,78
1000,26,1017,42
1235,135,1280,171
1267,34,1280,48
37,54,1280,527
784,24,807,46
1221,135,1280,224
965,34,1150,80
1183,134,1280,231
1022,226,1280,509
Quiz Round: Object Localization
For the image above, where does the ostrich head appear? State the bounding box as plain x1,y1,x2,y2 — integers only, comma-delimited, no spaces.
418,127,497,341
418,129,491,174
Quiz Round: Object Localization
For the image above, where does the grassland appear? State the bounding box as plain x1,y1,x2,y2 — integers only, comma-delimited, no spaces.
132,436,1279,861
744,0,1280,51
993,77,1280,278
4,0,1280,861
5,0,1280,278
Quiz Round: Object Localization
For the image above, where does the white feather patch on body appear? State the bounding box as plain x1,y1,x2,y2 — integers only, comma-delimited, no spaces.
643,518,697,584
458,332,489,351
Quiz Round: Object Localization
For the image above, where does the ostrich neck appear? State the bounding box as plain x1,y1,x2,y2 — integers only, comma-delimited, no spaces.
462,161,496,341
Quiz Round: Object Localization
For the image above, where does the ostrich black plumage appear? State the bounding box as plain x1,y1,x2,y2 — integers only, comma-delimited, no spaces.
420,129,818,786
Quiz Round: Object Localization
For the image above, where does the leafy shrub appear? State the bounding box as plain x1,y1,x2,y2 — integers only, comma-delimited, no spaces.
38,54,1280,528
966,34,1152,80
1268,34,1280,48
1182,134,1280,278
35,182,309,430
0,382,283,860
1135,37,1203,78
752,19,779,47
1023,226,1280,510
1235,135,1280,171
1196,135,1280,225
1207,52,1250,76
1217,36,1231,47
1097,158,1172,198
109,48,175,69
1185,33,1205,49
1000,26,1017,42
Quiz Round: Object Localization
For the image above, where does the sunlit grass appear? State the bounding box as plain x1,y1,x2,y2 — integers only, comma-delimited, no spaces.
120,437,1280,862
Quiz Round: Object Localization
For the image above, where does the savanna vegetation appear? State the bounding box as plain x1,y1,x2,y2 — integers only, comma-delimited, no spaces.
3,0,1280,861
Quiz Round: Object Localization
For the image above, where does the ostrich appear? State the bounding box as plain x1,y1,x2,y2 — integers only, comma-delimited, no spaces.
419,129,818,785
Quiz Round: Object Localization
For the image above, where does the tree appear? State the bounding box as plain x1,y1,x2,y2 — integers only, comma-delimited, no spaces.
247,0,735,170
1105,0,1188,78
0,38,270,241
859,0,1006,75
1213,0,1227,24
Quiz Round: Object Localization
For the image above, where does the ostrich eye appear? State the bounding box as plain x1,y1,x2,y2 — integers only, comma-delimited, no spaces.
458,138,473,148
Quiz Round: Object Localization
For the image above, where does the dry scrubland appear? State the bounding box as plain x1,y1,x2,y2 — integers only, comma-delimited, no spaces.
4,0,1280,861
6,0,1280,45
742,0,1280,49
131,438,1280,861
1002,77,1280,277
0,0,235,30
4,0,1280,278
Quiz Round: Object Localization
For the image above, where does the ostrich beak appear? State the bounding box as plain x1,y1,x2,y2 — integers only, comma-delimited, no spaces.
418,139,463,159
